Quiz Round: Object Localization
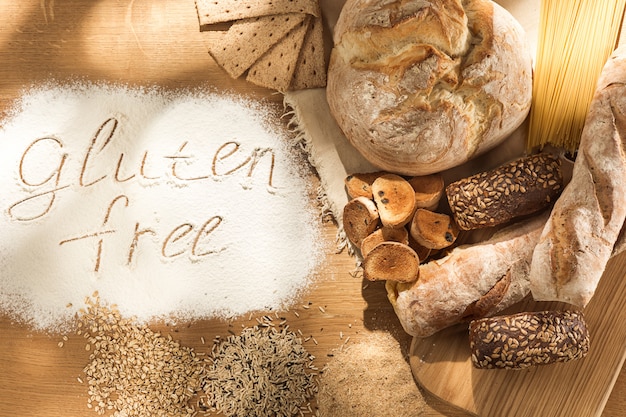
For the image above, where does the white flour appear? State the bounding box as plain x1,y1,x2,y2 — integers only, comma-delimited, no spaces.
0,82,324,331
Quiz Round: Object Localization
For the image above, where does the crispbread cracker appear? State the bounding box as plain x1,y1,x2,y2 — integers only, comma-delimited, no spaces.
195,0,319,29
208,13,307,79
246,16,310,92
290,15,327,90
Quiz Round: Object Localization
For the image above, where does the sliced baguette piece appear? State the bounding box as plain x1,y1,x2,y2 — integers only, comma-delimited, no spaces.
363,241,420,283
343,196,380,248
371,173,417,228
409,209,459,250
344,171,385,199
407,234,433,264
360,226,409,258
407,173,445,211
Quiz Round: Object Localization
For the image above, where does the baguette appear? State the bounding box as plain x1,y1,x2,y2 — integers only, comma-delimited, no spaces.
529,46,626,307
387,212,548,338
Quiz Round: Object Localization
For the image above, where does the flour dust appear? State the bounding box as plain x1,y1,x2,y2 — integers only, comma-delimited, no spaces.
0,82,324,331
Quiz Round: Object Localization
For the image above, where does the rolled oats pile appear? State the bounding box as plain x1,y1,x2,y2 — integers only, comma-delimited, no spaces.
78,295,205,417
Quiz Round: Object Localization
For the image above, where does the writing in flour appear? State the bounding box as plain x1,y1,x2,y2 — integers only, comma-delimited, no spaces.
10,118,277,270
0,83,323,331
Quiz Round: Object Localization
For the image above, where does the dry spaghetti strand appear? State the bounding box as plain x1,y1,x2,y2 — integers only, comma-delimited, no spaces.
527,0,626,152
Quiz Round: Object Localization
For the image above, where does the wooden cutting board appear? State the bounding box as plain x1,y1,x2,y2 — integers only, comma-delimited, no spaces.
410,251,626,417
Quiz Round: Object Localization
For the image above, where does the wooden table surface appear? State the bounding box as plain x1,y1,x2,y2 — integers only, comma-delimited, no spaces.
1,1,625,416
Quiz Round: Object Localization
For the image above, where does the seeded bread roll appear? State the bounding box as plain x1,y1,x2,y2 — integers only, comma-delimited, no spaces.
446,154,563,230
469,310,590,370
326,0,532,176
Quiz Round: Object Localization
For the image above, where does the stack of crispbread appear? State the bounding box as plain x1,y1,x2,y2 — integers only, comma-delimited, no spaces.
195,0,326,92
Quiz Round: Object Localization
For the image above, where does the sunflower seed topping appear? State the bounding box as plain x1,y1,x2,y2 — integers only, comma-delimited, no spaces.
446,154,563,230
469,310,589,370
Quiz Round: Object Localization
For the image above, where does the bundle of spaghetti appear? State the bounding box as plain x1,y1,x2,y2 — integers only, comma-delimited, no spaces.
527,0,626,152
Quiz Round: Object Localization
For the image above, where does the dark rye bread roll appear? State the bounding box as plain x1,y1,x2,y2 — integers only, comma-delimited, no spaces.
446,153,563,230
469,310,590,370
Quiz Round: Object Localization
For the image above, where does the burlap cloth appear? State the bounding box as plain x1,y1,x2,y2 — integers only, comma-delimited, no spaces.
283,0,364,251
284,88,373,250
284,0,542,250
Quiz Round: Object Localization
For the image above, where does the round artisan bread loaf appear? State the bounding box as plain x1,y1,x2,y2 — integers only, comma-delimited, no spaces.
326,0,533,176
469,310,590,370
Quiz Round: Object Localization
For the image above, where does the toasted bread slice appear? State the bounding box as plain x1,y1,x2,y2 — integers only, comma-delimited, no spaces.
372,174,416,228
409,208,459,250
363,242,420,283
360,227,409,258
343,196,380,248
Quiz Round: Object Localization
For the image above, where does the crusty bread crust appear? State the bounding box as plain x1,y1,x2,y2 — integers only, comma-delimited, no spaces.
387,212,548,338
529,46,626,307
326,0,532,176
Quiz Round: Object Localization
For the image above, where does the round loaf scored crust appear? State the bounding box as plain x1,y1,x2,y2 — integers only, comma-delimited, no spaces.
326,0,533,176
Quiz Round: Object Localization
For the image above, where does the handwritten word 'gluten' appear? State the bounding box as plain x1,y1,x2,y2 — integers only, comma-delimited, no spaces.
8,117,277,222
5,116,280,272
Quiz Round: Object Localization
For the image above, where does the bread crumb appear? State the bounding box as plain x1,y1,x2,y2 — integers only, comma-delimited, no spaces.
316,332,426,417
